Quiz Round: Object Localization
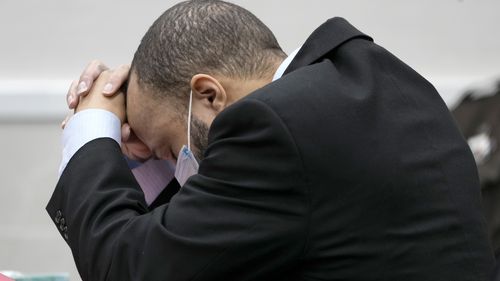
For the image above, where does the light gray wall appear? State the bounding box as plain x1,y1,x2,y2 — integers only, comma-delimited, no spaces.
1,1,499,280
0,122,74,278
1,0,499,80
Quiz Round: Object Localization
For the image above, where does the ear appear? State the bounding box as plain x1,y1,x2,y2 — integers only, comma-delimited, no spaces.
190,74,227,114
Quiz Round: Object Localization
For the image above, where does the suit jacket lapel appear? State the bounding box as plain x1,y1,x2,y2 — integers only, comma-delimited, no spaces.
284,17,372,75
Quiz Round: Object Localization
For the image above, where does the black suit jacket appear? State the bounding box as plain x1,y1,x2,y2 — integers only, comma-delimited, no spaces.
47,18,494,280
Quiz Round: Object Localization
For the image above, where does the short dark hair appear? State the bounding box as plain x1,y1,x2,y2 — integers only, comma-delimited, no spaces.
131,0,285,103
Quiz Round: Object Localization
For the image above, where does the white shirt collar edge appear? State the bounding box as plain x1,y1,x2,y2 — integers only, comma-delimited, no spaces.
272,46,302,82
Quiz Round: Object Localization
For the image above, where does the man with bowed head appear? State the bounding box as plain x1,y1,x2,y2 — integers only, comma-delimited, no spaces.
48,0,494,280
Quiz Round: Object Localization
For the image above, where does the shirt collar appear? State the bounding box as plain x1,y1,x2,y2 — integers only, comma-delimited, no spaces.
272,46,302,82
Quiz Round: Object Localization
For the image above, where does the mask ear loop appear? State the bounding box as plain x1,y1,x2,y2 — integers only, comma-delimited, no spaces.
187,90,193,150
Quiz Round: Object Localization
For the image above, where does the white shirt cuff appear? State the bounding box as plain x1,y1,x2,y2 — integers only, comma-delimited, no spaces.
59,109,121,176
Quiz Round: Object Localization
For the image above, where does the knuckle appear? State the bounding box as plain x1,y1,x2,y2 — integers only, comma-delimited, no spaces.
87,60,108,76
97,63,109,72
67,80,77,95
118,64,131,71
110,65,131,82
79,72,90,81
101,69,113,76
89,59,101,67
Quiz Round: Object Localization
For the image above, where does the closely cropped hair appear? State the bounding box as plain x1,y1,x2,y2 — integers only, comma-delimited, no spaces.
131,0,286,103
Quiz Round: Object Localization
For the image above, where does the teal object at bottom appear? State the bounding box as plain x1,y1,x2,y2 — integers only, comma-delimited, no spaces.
1,272,69,281
14,276,69,281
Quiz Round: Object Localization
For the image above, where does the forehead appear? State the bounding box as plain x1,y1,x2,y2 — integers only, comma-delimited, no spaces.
128,71,188,116
126,72,185,123
127,71,143,101
126,72,154,121
127,71,160,105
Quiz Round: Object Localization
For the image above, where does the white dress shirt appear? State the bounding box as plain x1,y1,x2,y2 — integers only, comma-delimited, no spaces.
59,109,121,175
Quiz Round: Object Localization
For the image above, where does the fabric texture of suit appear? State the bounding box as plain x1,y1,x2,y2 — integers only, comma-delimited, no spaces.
47,18,494,280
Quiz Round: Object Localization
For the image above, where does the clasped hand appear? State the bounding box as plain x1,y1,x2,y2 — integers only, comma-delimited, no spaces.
63,60,152,162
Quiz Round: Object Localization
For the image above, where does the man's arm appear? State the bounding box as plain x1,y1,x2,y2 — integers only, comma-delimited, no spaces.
61,68,174,205
47,92,308,280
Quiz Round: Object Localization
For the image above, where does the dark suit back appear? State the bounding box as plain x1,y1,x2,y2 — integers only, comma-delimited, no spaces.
226,18,493,280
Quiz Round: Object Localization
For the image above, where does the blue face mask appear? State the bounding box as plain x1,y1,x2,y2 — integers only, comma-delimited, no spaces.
174,90,199,186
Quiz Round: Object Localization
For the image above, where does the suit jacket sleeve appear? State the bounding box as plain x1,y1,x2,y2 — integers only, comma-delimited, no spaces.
46,98,308,281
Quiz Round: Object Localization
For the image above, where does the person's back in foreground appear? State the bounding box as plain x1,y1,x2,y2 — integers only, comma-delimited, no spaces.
47,1,494,280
